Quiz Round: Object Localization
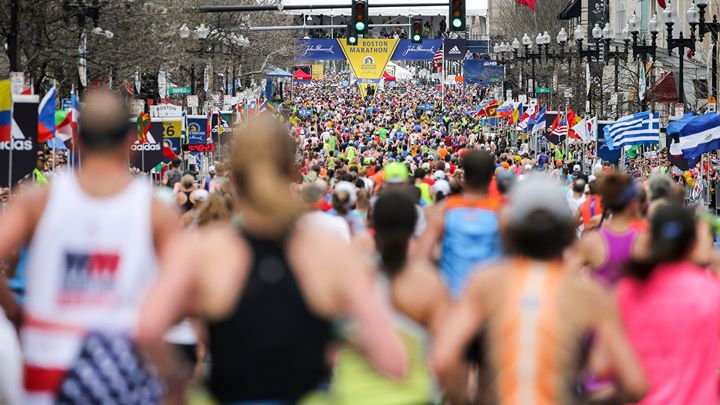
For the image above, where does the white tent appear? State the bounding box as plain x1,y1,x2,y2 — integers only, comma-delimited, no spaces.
280,0,488,17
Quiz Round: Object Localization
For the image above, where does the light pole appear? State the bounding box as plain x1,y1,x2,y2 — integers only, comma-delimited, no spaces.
664,2,697,105
511,38,522,95
521,33,542,98
691,0,720,100
574,24,604,114
602,23,630,118
628,12,659,111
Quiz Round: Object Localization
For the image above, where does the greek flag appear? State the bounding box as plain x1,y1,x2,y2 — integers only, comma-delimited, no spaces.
677,112,720,160
603,111,660,151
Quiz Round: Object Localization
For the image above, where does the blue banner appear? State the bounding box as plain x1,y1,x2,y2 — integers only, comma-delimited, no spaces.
391,39,442,61
463,60,504,86
467,40,490,53
296,39,345,61
420,103,435,111
597,122,621,162
187,116,207,145
298,108,313,117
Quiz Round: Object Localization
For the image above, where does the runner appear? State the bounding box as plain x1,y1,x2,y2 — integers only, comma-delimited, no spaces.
418,150,502,298
0,90,181,404
138,116,408,404
619,204,720,404
431,175,647,404
334,190,449,404
576,173,644,287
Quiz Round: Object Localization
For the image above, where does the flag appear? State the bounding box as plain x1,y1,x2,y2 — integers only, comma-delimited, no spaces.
38,86,57,143
0,79,12,142
572,116,594,144
69,91,79,140
136,112,150,144
550,111,569,138
258,97,267,112
135,67,142,94
625,144,642,158
567,109,581,139
206,111,214,142
247,99,258,116
531,107,547,134
509,103,522,124
603,111,660,151
497,100,514,117
55,110,73,141
433,48,443,72
163,143,178,161
638,60,647,101
516,0,536,10
517,104,537,130
477,100,499,118
585,62,591,98
676,112,720,160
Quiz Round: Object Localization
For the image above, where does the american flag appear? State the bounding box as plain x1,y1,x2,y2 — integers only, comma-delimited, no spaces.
433,48,443,72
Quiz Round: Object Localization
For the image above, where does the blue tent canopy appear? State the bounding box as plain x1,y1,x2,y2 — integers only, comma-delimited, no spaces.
265,67,293,78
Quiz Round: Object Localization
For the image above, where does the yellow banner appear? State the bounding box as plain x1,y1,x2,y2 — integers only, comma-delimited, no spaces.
312,64,324,80
338,38,399,80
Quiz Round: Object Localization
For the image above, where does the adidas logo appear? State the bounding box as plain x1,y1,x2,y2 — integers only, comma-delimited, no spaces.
448,46,461,54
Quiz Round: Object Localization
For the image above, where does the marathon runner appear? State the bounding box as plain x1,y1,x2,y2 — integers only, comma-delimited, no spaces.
0,90,181,404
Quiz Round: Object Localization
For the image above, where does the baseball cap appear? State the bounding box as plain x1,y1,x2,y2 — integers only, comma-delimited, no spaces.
384,162,410,184
505,175,572,226
433,170,446,180
333,181,358,206
573,164,581,172
209,165,216,174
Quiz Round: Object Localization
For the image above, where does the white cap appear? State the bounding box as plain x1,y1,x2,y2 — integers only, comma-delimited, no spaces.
191,189,210,203
506,175,573,226
573,164,581,172
333,181,358,206
433,170,446,180
431,179,451,196
209,165,216,174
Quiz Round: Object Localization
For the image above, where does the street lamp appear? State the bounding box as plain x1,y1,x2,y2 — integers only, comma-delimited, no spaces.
602,24,630,118
521,33,542,97
690,0,720,99
179,23,190,39
665,1,697,105
575,24,604,114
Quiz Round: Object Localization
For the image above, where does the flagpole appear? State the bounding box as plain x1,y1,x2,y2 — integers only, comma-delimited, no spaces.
441,40,445,111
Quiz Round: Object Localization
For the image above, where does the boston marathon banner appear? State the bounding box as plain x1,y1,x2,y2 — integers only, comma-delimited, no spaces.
297,38,438,61
339,38,399,81
463,60,504,86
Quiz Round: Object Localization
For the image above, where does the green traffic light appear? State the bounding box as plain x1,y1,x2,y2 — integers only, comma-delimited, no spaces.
452,18,462,28
349,36,357,43
413,34,421,42
355,21,366,31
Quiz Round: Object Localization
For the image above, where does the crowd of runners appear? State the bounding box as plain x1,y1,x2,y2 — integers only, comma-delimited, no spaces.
0,78,720,405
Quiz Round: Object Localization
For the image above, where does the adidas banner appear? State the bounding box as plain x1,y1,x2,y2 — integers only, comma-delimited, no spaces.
0,96,38,187
130,122,165,172
444,39,468,61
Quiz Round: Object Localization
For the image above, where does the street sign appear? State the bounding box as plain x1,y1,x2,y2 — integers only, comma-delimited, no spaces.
675,103,685,117
709,103,717,112
168,87,192,95
187,95,199,108
535,87,553,94
10,72,24,94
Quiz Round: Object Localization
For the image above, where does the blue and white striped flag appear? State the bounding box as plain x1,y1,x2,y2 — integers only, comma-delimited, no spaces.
677,112,720,160
603,111,660,151
531,107,547,134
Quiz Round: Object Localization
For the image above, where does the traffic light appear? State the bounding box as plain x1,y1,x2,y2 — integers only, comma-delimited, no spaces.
346,24,358,45
352,0,368,33
449,0,466,31
411,18,423,43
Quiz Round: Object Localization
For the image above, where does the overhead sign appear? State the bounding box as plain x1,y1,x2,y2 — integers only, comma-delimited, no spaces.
339,38,399,80
296,39,345,61
0,95,39,187
149,104,183,118
444,39,468,61
391,39,443,61
168,87,191,95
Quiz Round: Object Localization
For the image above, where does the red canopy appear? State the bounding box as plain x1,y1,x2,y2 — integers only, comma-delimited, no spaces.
293,69,312,80
383,71,396,81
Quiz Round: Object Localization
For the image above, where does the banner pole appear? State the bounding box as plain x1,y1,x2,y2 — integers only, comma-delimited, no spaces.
441,40,445,111
8,134,13,193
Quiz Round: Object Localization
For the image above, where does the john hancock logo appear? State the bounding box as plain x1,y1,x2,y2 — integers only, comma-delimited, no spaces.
59,251,121,305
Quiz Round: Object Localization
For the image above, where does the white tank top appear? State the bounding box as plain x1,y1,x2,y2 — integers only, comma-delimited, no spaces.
22,171,158,400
